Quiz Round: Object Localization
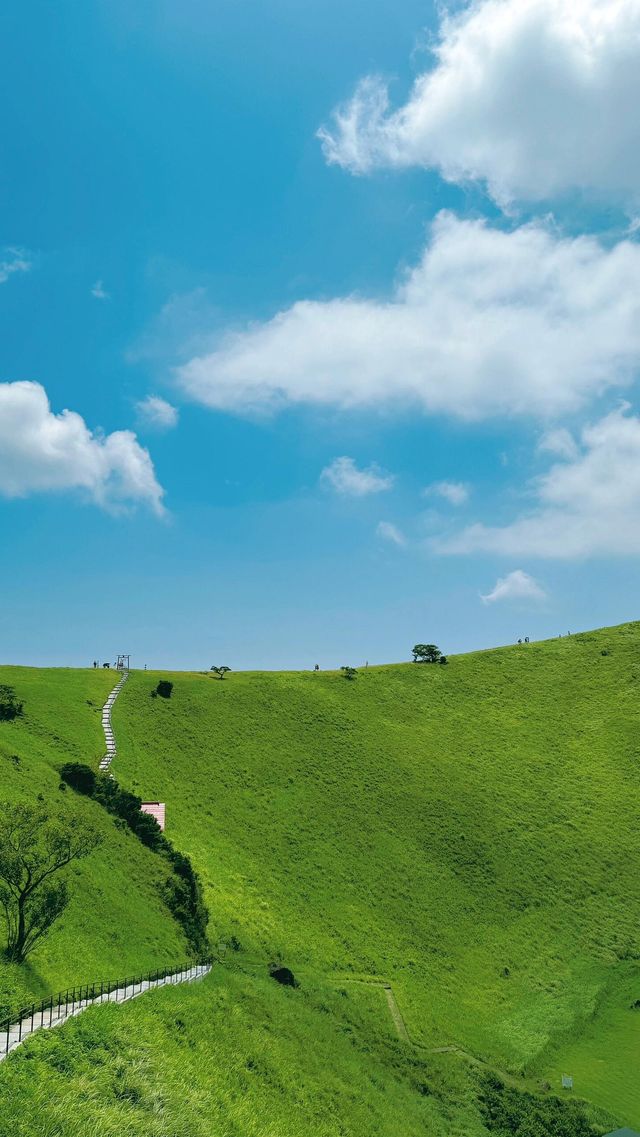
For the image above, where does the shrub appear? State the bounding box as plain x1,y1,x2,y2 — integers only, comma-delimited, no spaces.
478,1072,597,1136
163,848,209,954
130,810,165,852
0,686,23,722
93,776,142,828
77,768,209,954
156,680,173,699
59,762,97,796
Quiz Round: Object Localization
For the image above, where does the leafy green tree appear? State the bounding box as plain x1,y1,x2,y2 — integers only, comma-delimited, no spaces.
0,803,101,963
210,666,231,680
156,680,173,698
0,685,23,722
340,666,358,680
412,644,442,663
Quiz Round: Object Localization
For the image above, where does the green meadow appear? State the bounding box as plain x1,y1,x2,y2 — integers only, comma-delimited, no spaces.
1,624,639,1132
0,967,492,1137
0,665,187,1017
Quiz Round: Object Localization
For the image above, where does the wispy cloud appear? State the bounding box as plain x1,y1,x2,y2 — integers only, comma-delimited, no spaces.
442,406,640,559
423,480,469,506
0,248,31,285
320,456,394,497
91,279,110,300
135,395,179,432
538,428,578,461
480,570,546,605
376,521,406,547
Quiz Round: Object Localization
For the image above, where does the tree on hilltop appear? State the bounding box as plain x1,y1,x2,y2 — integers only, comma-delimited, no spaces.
0,803,101,963
210,666,231,680
412,644,442,663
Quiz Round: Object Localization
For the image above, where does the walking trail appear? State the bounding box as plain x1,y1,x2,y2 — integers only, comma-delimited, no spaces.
1,963,211,1062
1,668,211,1064
99,668,128,771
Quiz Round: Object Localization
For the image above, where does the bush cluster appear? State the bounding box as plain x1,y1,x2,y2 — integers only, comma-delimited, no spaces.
479,1073,598,1137
0,685,24,722
59,763,208,954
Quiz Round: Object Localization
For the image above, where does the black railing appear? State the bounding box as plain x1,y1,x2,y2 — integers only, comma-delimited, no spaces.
0,956,212,1059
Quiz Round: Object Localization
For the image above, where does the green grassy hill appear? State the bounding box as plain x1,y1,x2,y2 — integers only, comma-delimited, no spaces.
0,625,638,1133
0,968,491,1137
112,624,640,1125
0,666,188,1017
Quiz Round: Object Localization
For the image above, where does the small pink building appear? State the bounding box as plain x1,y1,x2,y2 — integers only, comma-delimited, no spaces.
140,802,166,830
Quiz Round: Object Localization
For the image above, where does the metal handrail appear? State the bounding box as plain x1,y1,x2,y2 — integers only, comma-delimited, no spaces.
0,955,212,1059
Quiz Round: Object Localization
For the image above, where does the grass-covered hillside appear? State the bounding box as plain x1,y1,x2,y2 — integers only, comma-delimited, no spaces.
0,666,189,1017
0,966,498,1137
0,625,638,1134
110,623,640,1126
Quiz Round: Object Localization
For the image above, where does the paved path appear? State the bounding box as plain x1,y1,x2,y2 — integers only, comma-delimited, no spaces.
99,669,128,771
1,963,211,1062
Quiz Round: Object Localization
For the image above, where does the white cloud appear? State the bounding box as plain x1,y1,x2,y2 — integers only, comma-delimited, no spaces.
0,248,30,284
538,428,579,461
177,214,640,421
0,381,165,515
136,395,179,431
423,480,469,506
91,280,110,300
442,405,640,558
320,456,394,496
376,520,406,546
480,569,546,604
319,0,640,208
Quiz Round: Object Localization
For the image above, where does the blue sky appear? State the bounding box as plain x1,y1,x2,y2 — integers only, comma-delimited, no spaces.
2,0,640,669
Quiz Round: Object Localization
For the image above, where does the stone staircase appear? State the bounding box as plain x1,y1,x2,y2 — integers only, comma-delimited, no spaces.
99,669,129,772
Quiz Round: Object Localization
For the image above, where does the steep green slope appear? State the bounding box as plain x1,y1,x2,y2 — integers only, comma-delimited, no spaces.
0,967,607,1137
0,666,188,1017
113,624,640,1124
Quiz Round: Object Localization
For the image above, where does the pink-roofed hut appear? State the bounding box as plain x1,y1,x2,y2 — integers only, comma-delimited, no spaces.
140,802,166,830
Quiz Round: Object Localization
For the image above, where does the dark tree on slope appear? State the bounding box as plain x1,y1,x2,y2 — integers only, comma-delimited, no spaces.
0,686,23,722
412,644,442,663
210,666,231,680
0,803,101,963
